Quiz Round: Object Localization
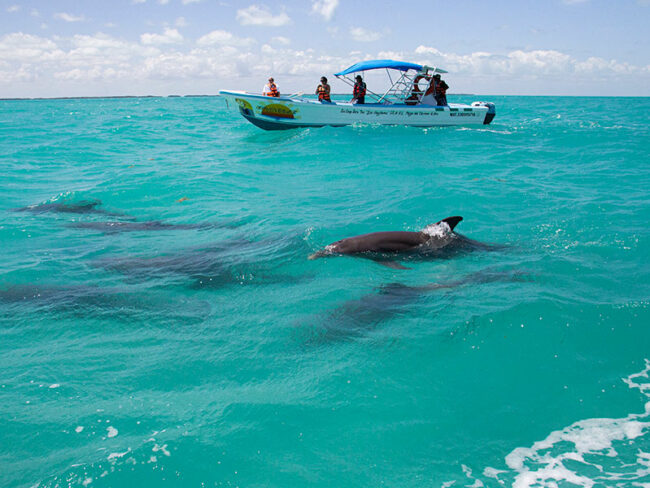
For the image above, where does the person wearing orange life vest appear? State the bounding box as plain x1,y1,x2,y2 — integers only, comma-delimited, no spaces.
316,76,331,103
432,74,449,106
351,75,366,104
263,77,280,97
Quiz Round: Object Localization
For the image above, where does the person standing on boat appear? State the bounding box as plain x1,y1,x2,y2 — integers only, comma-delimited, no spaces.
263,77,280,97
352,75,366,104
316,77,332,103
433,74,449,106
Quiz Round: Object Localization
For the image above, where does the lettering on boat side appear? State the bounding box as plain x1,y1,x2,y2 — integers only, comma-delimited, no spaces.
449,112,476,117
339,108,440,117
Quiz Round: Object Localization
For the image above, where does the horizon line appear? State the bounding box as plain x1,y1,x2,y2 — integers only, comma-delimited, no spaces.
2,94,649,101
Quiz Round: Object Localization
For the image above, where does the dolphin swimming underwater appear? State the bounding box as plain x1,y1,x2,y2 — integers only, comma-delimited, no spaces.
299,269,530,344
93,234,312,288
309,216,498,269
67,220,213,233
13,199,128,217
0,284,210,323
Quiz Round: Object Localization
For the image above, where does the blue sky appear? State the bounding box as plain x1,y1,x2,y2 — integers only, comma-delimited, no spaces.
1,0,649,97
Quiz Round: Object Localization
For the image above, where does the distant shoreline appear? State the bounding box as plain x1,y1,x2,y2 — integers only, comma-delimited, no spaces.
0,95,217,101
1,94,647,101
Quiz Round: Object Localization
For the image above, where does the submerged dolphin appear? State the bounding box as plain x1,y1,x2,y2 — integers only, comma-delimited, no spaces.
14,199,128,217
94,235,310,288
67,220,213,233
309,216,497,269
300,269,529,344
0,284,210,322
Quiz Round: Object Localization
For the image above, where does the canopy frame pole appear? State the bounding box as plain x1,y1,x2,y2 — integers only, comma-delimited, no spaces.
334,65,447,105
376,69,413,104
335,73,388,103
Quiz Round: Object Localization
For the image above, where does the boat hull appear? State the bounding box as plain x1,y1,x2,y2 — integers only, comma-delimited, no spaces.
219,91,495,130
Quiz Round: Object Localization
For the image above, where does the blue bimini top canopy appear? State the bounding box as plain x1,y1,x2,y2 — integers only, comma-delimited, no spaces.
335,59,424,76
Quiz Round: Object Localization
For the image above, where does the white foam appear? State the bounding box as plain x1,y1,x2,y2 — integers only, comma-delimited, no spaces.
422,221,451,238
106,426,118,438
461,465,485,487
497,359,650,488
107,448,130,461
152,443,170,456
483,467,506,479
48,383,60,389
75,426,84,433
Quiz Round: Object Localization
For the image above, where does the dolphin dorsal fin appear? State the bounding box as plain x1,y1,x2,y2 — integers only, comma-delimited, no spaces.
436,216,463,231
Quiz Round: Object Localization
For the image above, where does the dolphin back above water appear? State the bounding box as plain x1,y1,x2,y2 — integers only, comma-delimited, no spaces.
309,216,495,268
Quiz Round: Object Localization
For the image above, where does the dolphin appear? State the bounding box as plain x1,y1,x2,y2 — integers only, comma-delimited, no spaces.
67,220,213,233
93,235,311,288
13,199,129,218
299,269,529,344
308,216,497,269
66,216,249,234
0,284,210,323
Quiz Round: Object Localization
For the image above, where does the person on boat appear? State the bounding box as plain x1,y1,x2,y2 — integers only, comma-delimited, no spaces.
316,77,332,103
433,74,449,106
351,75,366,104
263,77,280,97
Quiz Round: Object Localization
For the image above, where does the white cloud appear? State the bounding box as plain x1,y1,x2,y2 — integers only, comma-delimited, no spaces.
415,45,442,56
271,36,291,46
0,33,61,62
311,0,339,21
197,30,255,47
562,0,589,3
236,5,291,27
182,0,202,4
175,17,188,27
54,12,86,22
0,31,648,97
132,0,146,3
413,45,586,78
350,27,385,42
159,0,170,4
7,5,20,13
140,28,183,45
30,8,40,17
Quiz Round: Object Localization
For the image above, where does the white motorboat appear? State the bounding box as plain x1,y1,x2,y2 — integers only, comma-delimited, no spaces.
220,59,495,130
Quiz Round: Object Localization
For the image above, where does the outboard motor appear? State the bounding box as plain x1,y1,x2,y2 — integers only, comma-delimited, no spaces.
471,101,496,125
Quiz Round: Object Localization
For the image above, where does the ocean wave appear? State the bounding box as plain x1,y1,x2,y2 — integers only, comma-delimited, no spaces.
487,360,650,487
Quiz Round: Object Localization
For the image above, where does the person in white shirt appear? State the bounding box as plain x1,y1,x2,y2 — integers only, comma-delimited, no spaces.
262,77,280,97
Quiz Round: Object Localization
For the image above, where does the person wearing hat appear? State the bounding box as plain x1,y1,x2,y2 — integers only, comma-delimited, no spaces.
433,73,449,106
351,75,367,104
316,76,331,103
263,77,280,97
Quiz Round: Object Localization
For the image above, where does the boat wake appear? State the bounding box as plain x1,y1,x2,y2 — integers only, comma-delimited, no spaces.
479,360,650,487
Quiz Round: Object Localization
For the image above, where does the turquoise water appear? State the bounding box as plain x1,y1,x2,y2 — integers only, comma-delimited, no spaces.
1,95,649,487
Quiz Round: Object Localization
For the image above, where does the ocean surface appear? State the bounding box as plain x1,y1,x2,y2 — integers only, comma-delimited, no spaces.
1,95,649,488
